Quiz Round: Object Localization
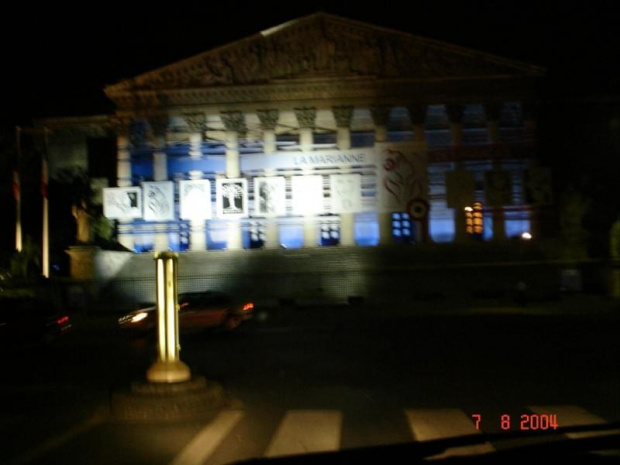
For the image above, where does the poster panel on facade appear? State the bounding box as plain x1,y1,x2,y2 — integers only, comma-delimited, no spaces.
103,187,142,219
445,170,476,208
254,177,286,217
484,170,513,207
524,167,553,205
179,179,212,220
291,175,324,215
330,174,362,213
216,178,248,218
143,181,175,221
376,145,428,213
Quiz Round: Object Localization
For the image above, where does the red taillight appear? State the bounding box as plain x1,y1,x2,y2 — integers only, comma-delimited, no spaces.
242,303,254,312
57,316,69,325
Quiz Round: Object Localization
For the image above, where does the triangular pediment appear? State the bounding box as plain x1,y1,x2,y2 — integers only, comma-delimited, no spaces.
106,13,544,94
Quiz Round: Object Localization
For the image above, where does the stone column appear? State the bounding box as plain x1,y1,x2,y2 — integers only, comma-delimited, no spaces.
294,107,316,152
333,105,353,150
188,170,207,251
257,109,279,154
262,168,280,249
485,103,506,241
184,112,206,158
221,111,245,249
408,105,429,243
333,106,355,246
523,103,539,239
371,106,393,245
150,115,170,252
257,110,280,248
112,116,134,251
447,104,468,242
294,108,319,248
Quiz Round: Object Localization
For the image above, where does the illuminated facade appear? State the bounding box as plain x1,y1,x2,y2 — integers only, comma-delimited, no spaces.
45,13,548,254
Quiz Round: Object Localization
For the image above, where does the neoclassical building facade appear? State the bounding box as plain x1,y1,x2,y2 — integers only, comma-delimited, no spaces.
43,13,547,254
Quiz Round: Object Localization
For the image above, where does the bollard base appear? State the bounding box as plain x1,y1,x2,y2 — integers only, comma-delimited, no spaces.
110,376,226,421
146,360,191,383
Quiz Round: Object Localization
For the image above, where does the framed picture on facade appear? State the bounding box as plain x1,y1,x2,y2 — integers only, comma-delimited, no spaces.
377,146,428,212
291,175,324,215
445,170,475,208
484,170,513,207
330,174,362,213
179,179,212,220
103,187,142,219
216,178,248,218
254,177,286,217
143,181,175,221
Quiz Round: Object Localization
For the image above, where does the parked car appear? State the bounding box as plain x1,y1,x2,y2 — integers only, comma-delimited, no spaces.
118,291,254,334
0,297,72,347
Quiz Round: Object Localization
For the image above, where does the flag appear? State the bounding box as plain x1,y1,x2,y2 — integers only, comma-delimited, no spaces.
41,158,48,199
13,170,20,201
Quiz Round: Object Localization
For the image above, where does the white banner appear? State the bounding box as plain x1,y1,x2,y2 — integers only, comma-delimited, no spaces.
143,181,175,221
377,145,428,213
254,177,286,217
330,174,361,213
291,175,324,215
241,149,376,171
216,178,248,218
103,187,142,219
179,179,212,220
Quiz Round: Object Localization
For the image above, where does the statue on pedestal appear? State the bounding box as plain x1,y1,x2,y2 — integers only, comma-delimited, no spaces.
72,200,92,244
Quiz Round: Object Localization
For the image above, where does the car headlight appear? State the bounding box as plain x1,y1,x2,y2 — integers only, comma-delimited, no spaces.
130,312,148,323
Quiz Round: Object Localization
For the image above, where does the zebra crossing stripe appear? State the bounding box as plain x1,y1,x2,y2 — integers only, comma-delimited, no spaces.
528,405,620,439
170,410,244,465
265,410,342,457
404,409,495,458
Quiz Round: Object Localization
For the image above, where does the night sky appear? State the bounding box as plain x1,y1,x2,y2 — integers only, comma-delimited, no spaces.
2,0,619,128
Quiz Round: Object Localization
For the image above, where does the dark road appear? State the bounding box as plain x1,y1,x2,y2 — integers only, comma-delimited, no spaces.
1,299,618,464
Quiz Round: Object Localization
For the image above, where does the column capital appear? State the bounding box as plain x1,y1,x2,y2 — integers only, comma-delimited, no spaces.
294,107,317,129
183,112,206,133
407,105,427,126
483,103,502,122
370,106,390,126
257,109,280,130
108,116,132,137
332,105,354,128
446,104,464,124
221,111,246,133
148,114,169,138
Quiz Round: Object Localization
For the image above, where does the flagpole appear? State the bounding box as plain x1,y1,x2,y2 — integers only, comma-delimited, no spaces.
14,126,22,252
42,128,49,278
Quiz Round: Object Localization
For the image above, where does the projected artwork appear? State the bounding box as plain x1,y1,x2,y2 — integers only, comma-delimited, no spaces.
484,170,513,207
216,178,248,218
179,179,212,220
291,175,324,215
103,187,142,219
445,170,476,208
377,146,428,212
254,177,286,217
330,174,361,213
143,181,175,221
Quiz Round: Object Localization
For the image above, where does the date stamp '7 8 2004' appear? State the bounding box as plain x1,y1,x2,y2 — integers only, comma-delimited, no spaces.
472,414,559,431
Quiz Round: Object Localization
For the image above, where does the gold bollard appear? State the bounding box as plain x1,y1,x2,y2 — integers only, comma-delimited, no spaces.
147,252,191,383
